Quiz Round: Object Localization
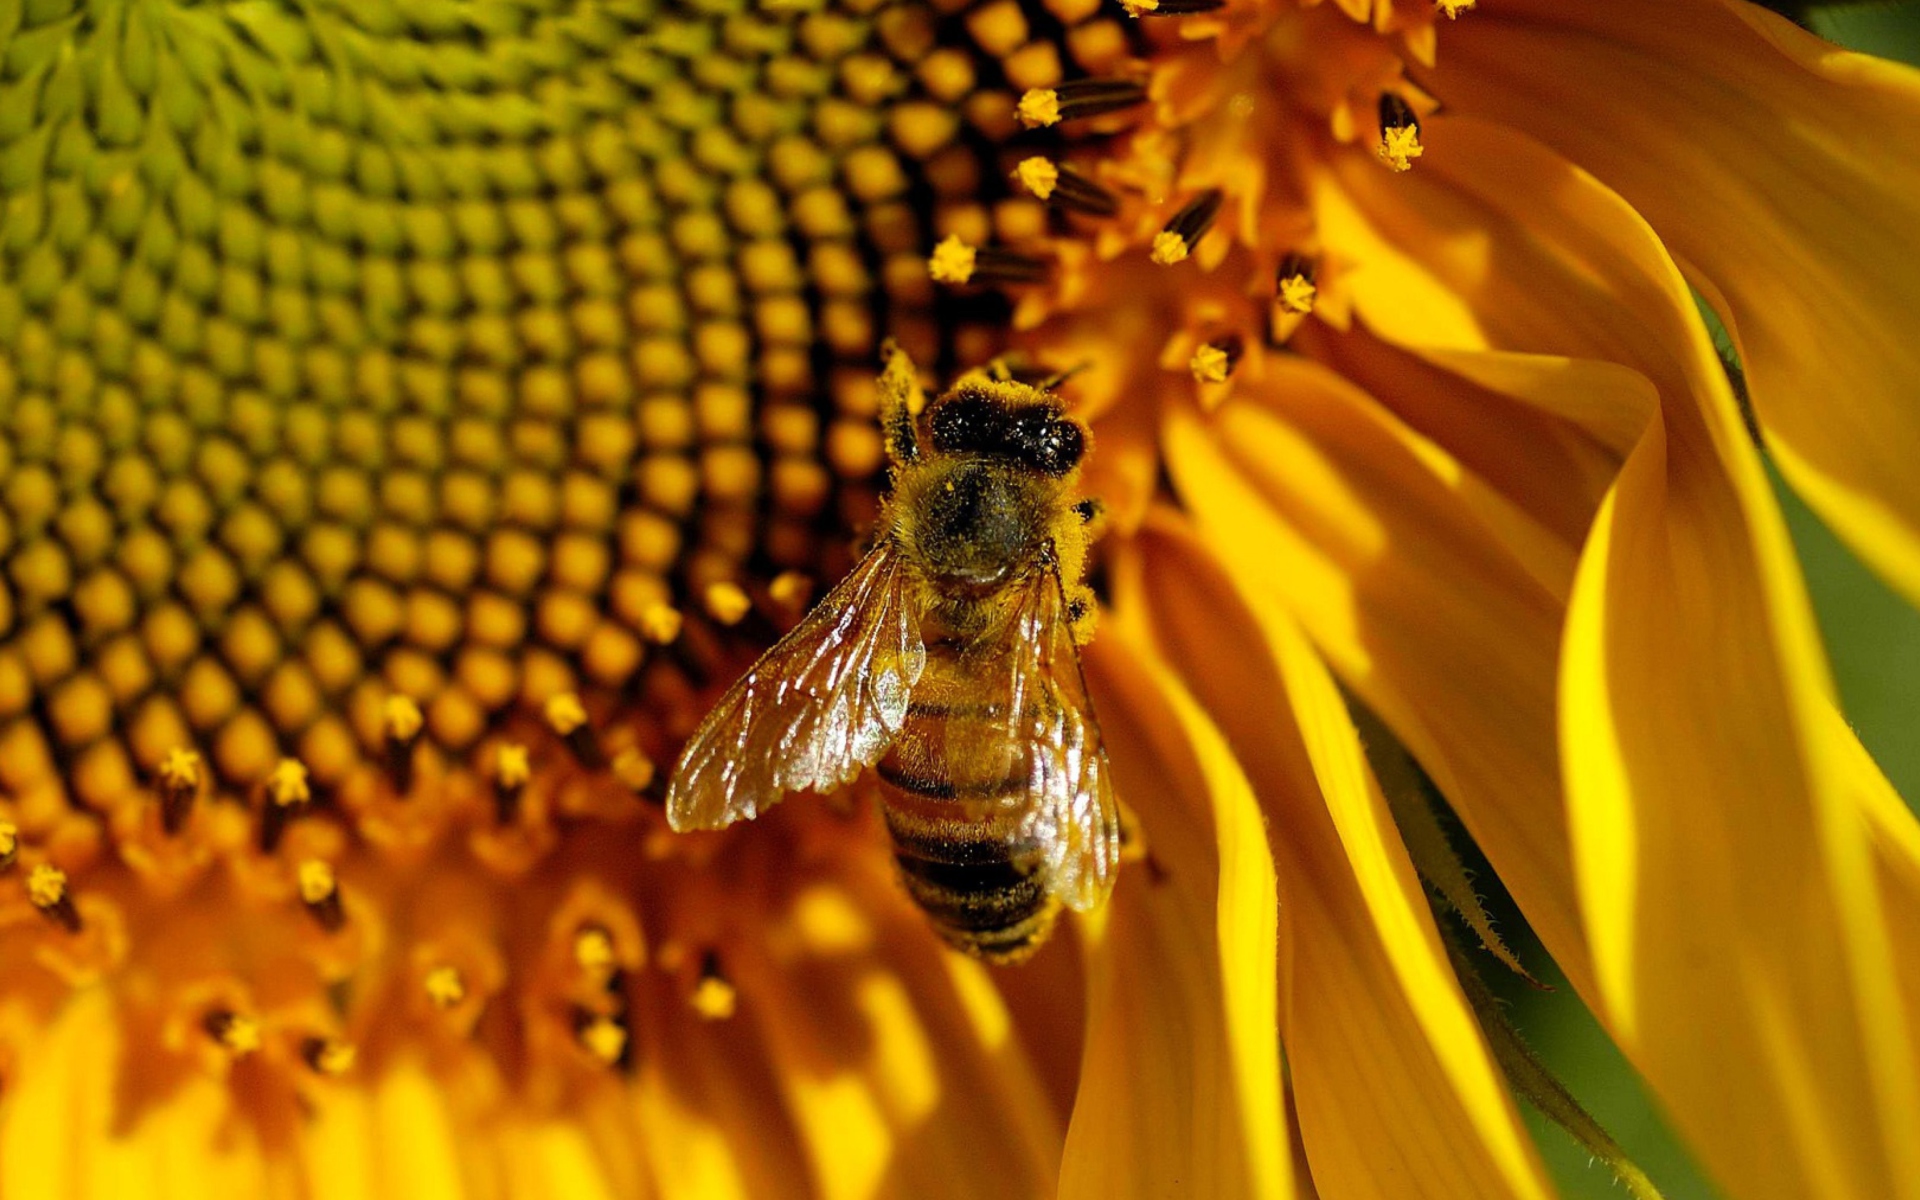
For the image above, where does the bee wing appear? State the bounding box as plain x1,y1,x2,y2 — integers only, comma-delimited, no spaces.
1005,565,1122,913
666,543,926,832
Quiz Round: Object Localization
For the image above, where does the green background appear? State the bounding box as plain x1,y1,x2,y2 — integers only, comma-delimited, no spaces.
1507,5,1920,1197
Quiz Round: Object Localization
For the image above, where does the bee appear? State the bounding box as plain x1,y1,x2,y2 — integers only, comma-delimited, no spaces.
665,343,1120,962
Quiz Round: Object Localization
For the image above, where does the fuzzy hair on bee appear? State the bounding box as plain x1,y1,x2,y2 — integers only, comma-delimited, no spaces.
667,342,1121,963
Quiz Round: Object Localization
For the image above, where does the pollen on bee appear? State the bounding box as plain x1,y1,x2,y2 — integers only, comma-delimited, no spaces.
1151,189,1224,265
424,965,467,1010
203,1010,262,1057
301,1036,357,1077
298,859,345,932
703,582,753,626
156,747,203,835
690,952,738,1021
1378,94,1424,172
27,864,79,931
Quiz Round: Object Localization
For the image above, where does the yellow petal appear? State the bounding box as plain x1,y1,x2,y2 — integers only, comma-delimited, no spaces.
1124,516,1553,1200
1064,637,1287,1200
1162,358,1594,996
733,864,1062,1200
1435,0,1920,605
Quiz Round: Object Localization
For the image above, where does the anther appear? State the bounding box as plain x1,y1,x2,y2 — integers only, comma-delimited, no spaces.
1435,0,1474,16
260,757,311,852
301,1036,357,1076
690,951,738,1021
157,747,202,835
298,859,345,932
27,864,80,932
203,1010,262,1057
1378,94,1424,172
768,571,813,613
1015,78,1147,129
640,603,685,645
382,695,424,795
574,925,620,987
544,693,605,769
0,821,16,871
703,582,753,627
1014,158,1118,216
1120,0,1225,14
1275,255,1318,315
1188,336,1244,384
575,1011,630,1068
927,236,1047,286
1151,190,1225,266
424,965,467,1010
494,742,531,824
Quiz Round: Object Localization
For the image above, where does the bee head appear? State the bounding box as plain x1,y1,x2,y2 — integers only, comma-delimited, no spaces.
926,386,1085,477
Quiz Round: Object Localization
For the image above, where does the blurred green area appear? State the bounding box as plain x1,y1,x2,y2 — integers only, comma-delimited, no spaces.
1497,5,1920,1198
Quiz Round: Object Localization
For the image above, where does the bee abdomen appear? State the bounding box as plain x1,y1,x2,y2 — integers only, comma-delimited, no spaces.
893,846,1059,964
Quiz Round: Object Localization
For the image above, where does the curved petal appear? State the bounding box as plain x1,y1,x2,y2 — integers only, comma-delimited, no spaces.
1063,635,1288,1200
1162,354,1594,996
1431,0,1920,605
1122,516,1554,1200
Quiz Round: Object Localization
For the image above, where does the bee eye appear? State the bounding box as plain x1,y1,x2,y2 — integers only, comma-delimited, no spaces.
1011,409,1083,475
929,396,998,455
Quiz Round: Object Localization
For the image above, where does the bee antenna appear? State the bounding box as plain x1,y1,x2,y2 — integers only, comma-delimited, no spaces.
1037,361,1093,391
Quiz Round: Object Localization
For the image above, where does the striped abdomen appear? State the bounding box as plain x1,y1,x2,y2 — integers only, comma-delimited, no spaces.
877,642,1058,962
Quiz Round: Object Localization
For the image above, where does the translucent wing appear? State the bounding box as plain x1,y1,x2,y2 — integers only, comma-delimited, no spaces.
666,544,926,831
1002,564,1121,912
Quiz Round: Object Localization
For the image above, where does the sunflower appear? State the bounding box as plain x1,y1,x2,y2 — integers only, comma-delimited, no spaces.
2,0,1918,1196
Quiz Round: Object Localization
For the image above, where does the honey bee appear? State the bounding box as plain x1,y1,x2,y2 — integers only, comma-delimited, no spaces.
665,343,1120,962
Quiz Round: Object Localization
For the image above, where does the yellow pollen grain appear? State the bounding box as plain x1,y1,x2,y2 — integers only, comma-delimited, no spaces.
424,966,467,1010
159,746,202,791
691,973,739,1021
1380,125,1424,173
640,603,684,644
926,235,977,285
383,694,424,743
1189,344,1232,384
769,571,812,609
267,758,311,807
298,859,337,905
1277,273,1318,315
1014,157,1060,201
1150,232,1190,266
215,1014,263,1056
703,582,753,626
1436,0,1474,16
575,927,618,980
544,692,588,738
579,1016,628,1065
495,742,532,790
310,1039,357,1076
1015,88,1062,129
26,863,65,908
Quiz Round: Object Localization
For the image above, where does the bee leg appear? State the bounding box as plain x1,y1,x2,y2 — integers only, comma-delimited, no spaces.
877,340,926,466
1065,583,1099,645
